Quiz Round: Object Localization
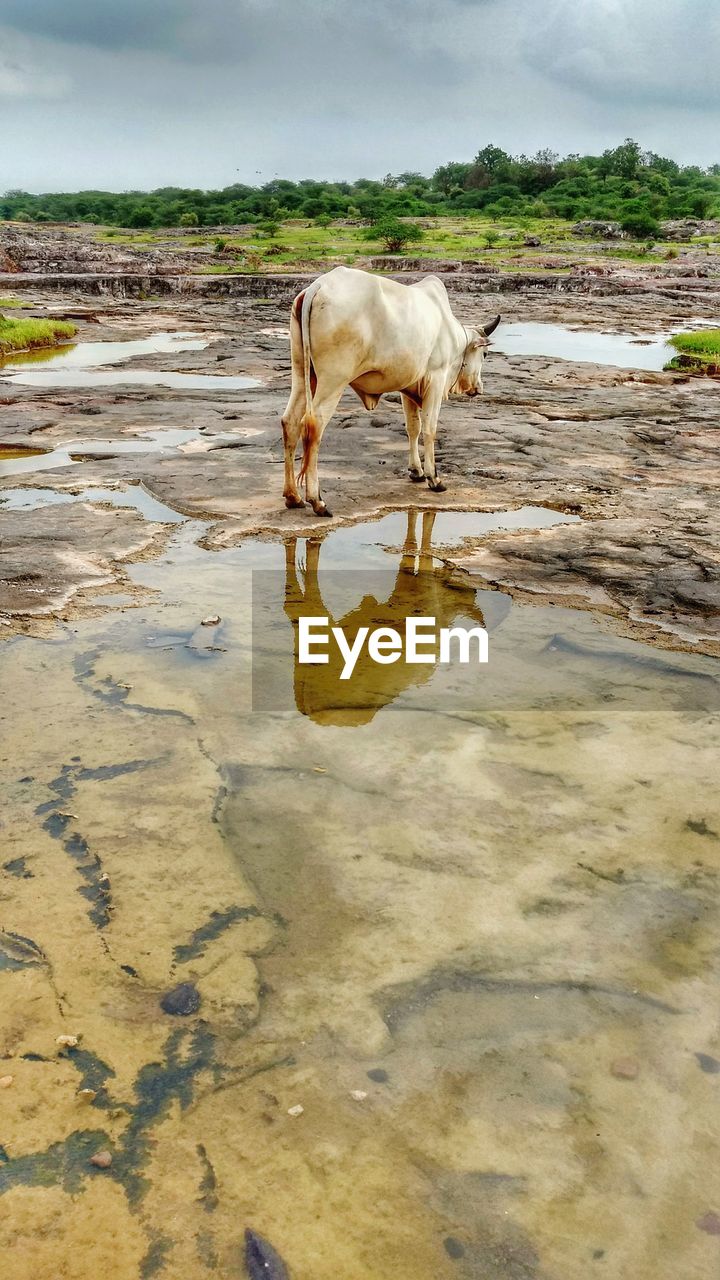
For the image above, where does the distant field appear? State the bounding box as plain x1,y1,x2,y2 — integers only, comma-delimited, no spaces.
90,215,711,274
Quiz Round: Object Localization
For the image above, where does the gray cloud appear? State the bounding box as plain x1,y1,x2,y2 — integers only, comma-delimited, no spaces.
525,0,720,111
0,0,189,51
0,0,717,191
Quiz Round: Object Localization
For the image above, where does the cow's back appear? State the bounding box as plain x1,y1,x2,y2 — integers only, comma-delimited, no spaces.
308,267,450,379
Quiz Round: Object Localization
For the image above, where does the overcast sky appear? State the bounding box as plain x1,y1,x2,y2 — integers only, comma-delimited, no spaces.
1,0,718,193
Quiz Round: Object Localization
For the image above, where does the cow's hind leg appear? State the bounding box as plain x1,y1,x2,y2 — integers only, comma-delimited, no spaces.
401,394,424,482
281,389,305,508
299,383,344,517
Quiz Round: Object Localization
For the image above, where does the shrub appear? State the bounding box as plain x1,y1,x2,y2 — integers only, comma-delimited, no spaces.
126,205,155,229
258,219,281,237
180,211,199,227
314,214,333,228
621,212,661,239
483,229,500,249
364,218,424,252
214,237,227,253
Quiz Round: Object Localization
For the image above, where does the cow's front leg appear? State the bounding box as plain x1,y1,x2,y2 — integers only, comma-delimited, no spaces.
420,386,446,492
401,394,424,482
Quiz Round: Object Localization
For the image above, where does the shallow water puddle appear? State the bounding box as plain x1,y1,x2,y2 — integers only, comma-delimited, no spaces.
1,508,719,1280
1,367,261,390
1,484,186,523
0,428,244,477
494,321,687,369
0,329,260,390
1,331,208,371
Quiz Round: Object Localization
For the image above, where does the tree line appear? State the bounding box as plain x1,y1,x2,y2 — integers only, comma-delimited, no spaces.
2,140,718,235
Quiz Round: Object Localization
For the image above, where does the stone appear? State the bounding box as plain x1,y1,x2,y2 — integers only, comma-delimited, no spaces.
90,1149,113,1169
56,1034,80,1049
695,1053,720,1074
160,981,201,1016
696,1211,720,1235
244,1228,290,1280
610,1057,640,1080
571,219,624,239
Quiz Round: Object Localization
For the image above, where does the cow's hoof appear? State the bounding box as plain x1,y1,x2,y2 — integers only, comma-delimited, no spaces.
284,494,305,509
427,478,447,493
408,469,425,483
311,503,333,518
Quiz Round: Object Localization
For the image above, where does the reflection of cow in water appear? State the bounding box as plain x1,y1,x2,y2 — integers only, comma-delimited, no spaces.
284,510,491,726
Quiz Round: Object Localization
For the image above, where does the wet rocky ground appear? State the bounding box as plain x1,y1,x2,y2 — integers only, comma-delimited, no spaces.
1,264,719,1280
1,275,718,653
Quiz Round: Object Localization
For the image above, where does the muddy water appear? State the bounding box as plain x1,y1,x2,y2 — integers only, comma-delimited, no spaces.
1,506,719,1280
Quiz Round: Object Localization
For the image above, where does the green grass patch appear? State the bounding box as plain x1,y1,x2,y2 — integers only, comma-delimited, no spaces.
0,296,30,309
670,329,720,357
665,328,720,373
0,316,77,357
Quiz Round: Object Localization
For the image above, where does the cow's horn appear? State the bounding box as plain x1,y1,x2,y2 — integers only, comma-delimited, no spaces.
483,314,501,337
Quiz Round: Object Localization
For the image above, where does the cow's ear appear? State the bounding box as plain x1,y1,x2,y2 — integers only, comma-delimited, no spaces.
468,332,488,350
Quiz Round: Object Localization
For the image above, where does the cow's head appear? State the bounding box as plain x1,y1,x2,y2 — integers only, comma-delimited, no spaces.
454,315,501,397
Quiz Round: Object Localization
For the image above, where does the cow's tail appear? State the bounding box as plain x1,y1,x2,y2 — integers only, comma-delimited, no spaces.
295,277,322,486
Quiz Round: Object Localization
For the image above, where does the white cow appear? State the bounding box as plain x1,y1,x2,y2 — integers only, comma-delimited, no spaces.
281,265,500,516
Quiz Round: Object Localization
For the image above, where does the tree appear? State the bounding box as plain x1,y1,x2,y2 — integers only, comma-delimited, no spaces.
474,144,511,174
606,138,642,180
432,162,472,195
365,218,424,252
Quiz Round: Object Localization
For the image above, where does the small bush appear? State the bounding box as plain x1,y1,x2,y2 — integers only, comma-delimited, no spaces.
126,205,155,229
179,211,199,227
214,237,227,253
364,218,424,252
621,212,661,239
